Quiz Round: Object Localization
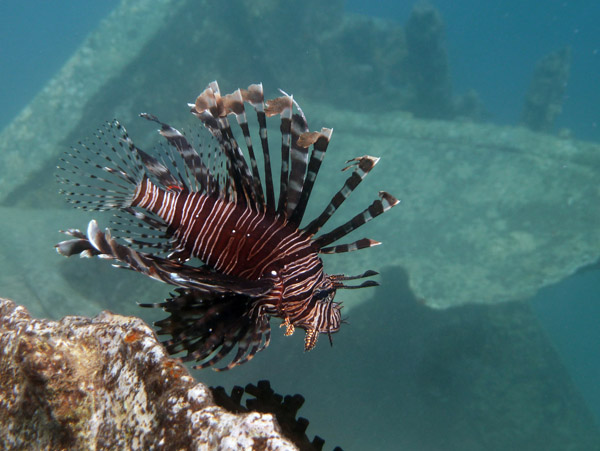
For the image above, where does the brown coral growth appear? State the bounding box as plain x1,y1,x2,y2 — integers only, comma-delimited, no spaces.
0,299,296,450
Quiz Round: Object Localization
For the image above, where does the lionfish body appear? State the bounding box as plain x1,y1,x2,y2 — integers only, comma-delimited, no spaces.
133,177,333,333
56,82,398,370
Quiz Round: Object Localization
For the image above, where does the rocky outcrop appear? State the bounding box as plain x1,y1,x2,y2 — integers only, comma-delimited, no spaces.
522,46,571,132
404,1,453,119
0,299,296,450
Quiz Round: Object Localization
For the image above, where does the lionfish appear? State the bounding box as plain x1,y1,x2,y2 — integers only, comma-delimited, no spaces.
56,81,398,370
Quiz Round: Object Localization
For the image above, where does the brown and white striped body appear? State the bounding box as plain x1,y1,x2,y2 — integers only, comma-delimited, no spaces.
132,176,334,331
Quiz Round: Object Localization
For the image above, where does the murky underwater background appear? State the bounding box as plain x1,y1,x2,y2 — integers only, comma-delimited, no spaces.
1,1,599,449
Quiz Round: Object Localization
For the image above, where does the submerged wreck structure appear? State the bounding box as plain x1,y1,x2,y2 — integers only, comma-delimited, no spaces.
522,46,572,132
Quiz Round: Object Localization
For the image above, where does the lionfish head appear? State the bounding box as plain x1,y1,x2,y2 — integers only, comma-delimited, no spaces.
305,287,343,351
282,278,343,351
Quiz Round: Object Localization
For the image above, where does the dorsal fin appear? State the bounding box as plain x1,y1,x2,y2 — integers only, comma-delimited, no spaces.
319,237,381,254
313,191,399,249
140,113,218,195
191,82,257,209
209,81,258,208
222,88,265,207
286,111,310,218
265,94,294,216
303,155,380,236
241,84,276,212
288,128,332,226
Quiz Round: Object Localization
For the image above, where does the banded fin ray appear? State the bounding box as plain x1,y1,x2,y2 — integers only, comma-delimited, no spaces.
264,93,294,215
286,111,310,217
142,288,271,371
222,88,265,206
313,191,399,249
304,156,380,236
241,83,276,211
135,146,185,191
330,269,379,281
287,128,332,226
191,82,257,209
140,113,218,194
58,220,273,297
319,237,381,254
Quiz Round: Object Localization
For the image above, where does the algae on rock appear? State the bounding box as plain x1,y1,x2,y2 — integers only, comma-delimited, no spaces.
0,299,296,450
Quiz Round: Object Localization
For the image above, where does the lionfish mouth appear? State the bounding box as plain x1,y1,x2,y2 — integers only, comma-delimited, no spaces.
56,81,399,370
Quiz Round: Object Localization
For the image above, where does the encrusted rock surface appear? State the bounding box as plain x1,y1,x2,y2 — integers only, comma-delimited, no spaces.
0,298,296,450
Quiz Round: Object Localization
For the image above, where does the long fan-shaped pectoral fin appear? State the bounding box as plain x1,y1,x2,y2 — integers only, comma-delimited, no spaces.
134,146,184,191
56,120,146,212
313,191,399,249
57,220,273,297
303,156,381,236
140,288,272,371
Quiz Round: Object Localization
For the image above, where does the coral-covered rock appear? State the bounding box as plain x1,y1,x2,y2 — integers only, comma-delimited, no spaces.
0,299,296,450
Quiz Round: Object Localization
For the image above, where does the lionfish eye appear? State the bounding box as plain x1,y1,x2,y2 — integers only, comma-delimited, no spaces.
314,288,335,302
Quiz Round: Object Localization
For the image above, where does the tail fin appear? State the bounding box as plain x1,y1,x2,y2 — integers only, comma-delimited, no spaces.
56,120,145,211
